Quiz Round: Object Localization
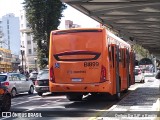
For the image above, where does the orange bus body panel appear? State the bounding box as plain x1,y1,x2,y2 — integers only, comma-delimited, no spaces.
49,28,134,95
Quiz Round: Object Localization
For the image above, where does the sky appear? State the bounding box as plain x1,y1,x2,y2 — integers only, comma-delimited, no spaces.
0,0,99,29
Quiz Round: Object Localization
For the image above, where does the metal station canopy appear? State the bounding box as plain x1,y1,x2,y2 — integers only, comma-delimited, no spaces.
61,0,160,59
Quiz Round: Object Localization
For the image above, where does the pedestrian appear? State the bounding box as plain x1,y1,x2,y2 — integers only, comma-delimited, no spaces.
25,70,29,78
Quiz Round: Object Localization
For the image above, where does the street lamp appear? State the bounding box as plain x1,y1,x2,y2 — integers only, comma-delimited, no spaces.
20,45,25,72
34,57,37,71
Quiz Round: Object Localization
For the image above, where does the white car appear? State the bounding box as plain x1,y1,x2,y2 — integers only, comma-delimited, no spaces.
134,67,145,83
0,73,34,97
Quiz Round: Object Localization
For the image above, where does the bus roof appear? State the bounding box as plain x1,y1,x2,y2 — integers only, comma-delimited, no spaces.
107,31,130,48
51,28,130,48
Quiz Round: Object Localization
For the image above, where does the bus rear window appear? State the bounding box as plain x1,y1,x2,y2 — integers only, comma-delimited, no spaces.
54,51,101,61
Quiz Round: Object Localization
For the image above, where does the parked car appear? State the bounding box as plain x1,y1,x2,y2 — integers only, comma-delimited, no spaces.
35,69,49,96
0,73,34,97
29,71,38,84
142,65,155,77
134,67,145,83
0,82,11,111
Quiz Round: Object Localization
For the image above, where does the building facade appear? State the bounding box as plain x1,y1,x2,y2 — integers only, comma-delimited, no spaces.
65,20,81,29
20,10,37,72
0,48,12,72
0,13,20,55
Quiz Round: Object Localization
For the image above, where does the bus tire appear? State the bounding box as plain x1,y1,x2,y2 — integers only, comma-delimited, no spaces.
123,89,128,93
115,77,121,100
116,92,121,100
66,93,83,101
129,74,131,86
111,92,121,101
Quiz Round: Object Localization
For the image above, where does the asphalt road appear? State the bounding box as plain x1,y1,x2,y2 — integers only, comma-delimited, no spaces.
0,83,144,120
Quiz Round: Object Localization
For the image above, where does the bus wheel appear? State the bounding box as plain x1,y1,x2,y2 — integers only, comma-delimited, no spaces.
66,93,83,101
129,74,131,86
123,89,128,93
115,92,121,101
91,93,99,96
111,92,121,101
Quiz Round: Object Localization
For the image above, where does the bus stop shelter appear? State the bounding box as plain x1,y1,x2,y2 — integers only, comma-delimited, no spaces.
61,0,160,60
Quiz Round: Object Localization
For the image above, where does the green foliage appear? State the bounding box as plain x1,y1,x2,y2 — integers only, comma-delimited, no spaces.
23,0,66,69
133,44,150,58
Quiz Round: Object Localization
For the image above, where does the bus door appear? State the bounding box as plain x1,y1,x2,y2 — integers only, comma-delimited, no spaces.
109,44,120,94
119,48,127,90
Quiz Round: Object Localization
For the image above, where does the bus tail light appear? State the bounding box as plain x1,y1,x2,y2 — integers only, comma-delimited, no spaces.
50,66,55,83
100,65,106,82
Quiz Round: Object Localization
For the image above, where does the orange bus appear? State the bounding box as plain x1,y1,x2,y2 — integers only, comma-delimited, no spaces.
49,28,135,101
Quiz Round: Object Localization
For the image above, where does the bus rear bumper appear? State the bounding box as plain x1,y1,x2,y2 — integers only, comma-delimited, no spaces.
49,82,112,93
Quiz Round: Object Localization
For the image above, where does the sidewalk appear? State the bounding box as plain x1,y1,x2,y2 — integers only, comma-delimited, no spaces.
95,77,160,120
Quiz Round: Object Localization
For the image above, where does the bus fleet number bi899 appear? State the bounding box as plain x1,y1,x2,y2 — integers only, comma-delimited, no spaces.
84,62,99,67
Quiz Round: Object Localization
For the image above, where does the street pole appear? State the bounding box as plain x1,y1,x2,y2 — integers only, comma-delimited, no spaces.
35,59,36,70
34,57,37,71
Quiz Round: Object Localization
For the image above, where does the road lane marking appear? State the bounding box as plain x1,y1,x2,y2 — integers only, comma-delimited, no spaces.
11,97,42,106
11,95,66,107
24,99,62,112
0,98,63,120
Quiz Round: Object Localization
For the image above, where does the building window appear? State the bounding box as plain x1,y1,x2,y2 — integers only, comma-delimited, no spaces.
26,33,30,36
22,41,24,45
33,48,37,52
27,41,31,44
28,49,32,54
21,15,23,20
7,25,9,29
7,20,9,24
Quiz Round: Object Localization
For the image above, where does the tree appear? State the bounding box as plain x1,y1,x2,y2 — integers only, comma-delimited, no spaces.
133,44,151,59
23,0,66,69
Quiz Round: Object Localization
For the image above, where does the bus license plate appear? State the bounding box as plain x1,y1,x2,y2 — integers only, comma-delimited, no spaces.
72,78,82,82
